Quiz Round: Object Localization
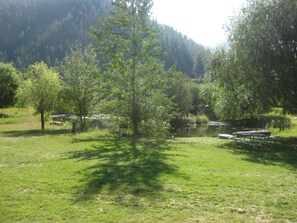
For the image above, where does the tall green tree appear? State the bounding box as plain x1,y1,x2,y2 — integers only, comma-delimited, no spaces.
59,45,99,126
0,62,20,108
207,0,297,120
226,0,297,113
16,62,61,130
207,47,265,120
91,0,171,136
193,54,205,78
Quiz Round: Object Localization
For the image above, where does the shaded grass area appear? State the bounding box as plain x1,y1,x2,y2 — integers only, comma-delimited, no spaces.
68,137,179,201
0,121,297,222
3,129,71,137
220,137,297,170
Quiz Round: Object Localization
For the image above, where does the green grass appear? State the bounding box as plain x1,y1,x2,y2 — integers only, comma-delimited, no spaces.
0,117,23,124
0,107,37,125
0,116,296,222
0,107,35,117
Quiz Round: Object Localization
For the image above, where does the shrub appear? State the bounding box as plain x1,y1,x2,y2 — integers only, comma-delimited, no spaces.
196,115,209,125
260,114,291,131
91,117,117,132
187,116,197,125
170,117,189,129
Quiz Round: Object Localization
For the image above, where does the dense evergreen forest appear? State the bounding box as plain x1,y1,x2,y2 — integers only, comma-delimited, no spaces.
0,0,208,78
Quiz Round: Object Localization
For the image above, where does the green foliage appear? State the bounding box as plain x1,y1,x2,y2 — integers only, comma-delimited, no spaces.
208,47,268,120
225,0,297,113
169,114,209,129
195,115,209,125
95,116,117,131
206,0,297,120
259,114,292,131
196,83,218,119
169,116,189,129
16,62,61,129
91,0,172,136
164,69,212,129
184,114,209,126
0,62,20,108
165,69,193,118
58,45,100,124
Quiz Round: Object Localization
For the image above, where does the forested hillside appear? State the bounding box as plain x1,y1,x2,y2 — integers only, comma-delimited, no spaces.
0,0,110,69
0,0,208,78
160,26,210,78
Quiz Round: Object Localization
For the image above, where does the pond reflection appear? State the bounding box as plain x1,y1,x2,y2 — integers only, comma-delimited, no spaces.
174,122,244,137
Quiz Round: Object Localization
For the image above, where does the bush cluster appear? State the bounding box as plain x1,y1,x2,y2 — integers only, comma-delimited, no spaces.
195,115,209,125
259,114,291,131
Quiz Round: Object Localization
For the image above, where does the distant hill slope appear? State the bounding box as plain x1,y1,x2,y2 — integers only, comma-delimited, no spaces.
0,0,209,77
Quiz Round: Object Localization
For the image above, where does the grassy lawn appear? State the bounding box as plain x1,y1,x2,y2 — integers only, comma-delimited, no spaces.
0,110,296,222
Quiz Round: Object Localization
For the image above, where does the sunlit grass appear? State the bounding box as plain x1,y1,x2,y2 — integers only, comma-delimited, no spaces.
0,117,23,124
0,112,296,222
0,107,35,117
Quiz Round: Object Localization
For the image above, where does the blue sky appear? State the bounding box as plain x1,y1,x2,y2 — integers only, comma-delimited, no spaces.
152,0,246,47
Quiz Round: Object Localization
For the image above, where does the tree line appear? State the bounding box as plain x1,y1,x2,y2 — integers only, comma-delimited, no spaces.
1,0,201,136
1,0,296,135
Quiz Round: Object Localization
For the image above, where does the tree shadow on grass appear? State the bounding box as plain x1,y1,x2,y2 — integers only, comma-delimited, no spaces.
219,137,297,169
1,129,70,137
67,137,180,202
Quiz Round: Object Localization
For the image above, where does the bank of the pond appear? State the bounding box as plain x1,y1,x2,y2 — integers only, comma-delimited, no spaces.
174,121,255,138
175,115,296,138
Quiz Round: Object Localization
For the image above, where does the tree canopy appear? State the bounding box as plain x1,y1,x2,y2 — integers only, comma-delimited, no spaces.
59,45,100,125
0,62,20,108
208,0,297,120
230,0,297,111
165,69,193,123
16,62,61,130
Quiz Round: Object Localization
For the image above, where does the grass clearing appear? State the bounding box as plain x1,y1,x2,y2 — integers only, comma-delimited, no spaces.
0,116,296,222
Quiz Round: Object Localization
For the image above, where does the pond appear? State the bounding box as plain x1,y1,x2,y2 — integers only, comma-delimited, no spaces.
174,121,248,137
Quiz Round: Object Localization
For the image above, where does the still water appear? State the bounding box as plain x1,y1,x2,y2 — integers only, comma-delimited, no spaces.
175,122,245,137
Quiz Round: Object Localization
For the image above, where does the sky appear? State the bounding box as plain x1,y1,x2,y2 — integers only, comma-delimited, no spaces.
152,0,246,47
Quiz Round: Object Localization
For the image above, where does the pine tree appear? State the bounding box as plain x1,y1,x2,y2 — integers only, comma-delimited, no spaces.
91,0,171,136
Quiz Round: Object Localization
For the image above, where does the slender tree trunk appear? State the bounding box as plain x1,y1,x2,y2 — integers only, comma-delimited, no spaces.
131,47,139,136
131,9,139,137
131,68,139,136
41,111,45,130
